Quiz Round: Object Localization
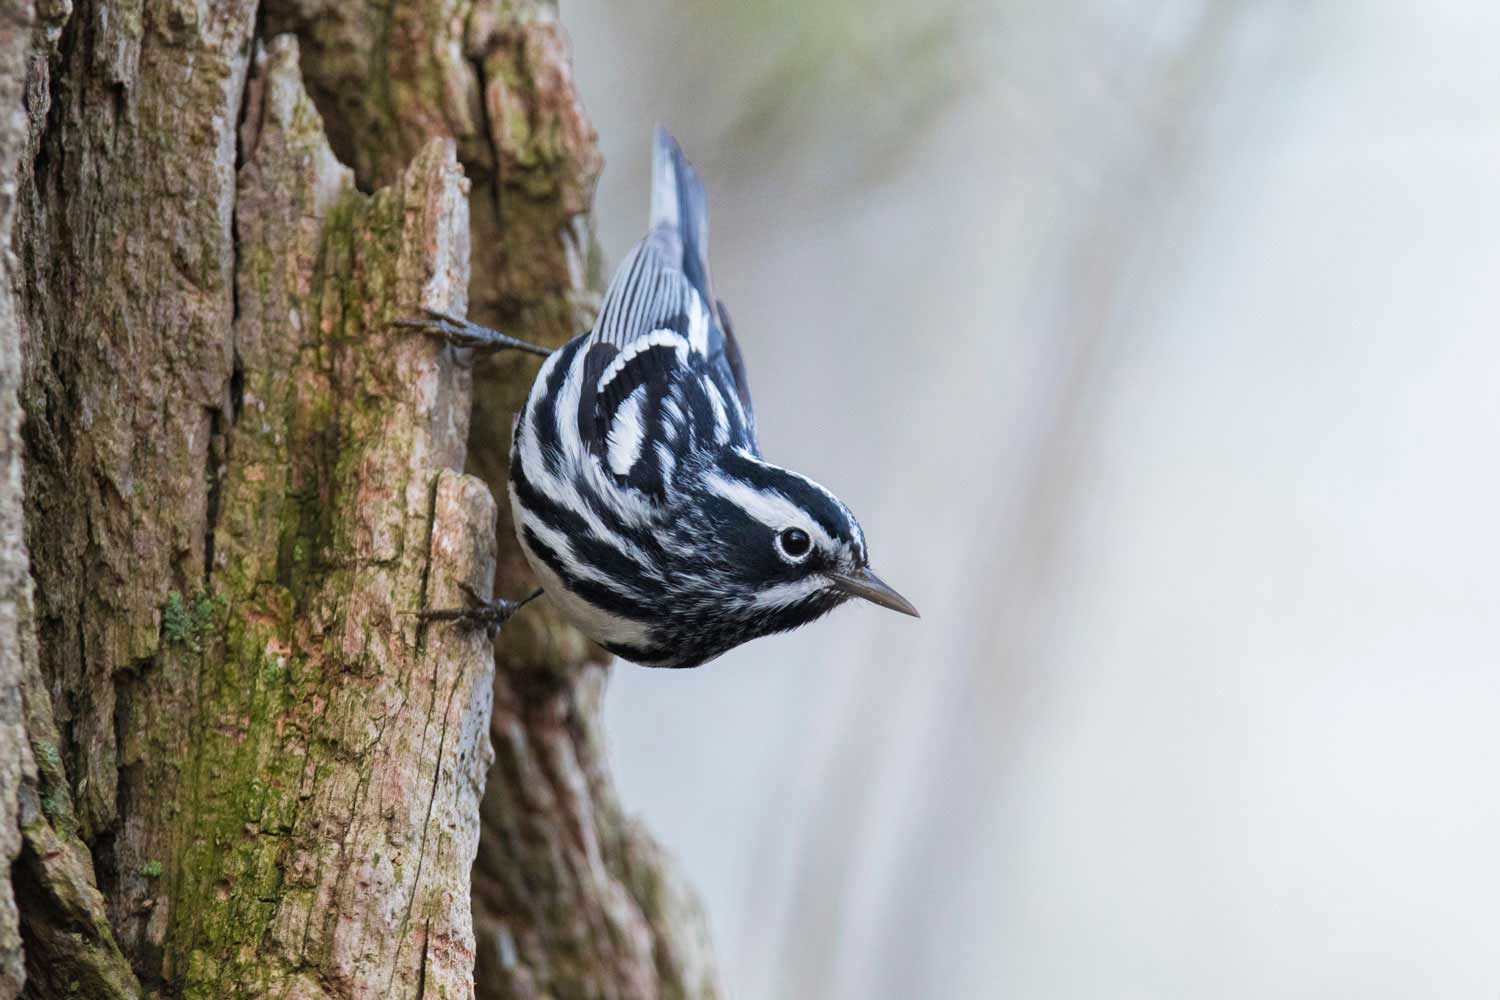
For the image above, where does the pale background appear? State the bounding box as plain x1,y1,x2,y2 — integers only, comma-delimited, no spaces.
564,1,1500,997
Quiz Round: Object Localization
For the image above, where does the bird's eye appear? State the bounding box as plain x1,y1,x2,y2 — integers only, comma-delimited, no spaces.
777,527,812,561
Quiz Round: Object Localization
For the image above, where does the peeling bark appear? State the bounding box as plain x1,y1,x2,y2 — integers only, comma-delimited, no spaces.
94,39,495,996
18,0,259,846
6,0,144,996
1,3,36,994
6,1,714,996
254,4,718,997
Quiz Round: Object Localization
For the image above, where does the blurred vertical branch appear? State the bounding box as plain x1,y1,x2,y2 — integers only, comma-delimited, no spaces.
583,1,1250,995
581,0,977,199
792,5,1255,998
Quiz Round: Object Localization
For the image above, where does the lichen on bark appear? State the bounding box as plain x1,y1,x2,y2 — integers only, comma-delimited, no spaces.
254,3,719,997
99,37,498,997
6,1,718,996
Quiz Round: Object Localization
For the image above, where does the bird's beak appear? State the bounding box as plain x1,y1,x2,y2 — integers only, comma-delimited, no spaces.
829,567,920,618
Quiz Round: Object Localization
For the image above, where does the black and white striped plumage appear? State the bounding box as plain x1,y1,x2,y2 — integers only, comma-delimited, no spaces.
507,129,915,668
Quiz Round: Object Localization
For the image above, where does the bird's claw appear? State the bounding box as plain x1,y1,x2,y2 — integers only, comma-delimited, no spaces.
394,308,551,360
419,583,540,639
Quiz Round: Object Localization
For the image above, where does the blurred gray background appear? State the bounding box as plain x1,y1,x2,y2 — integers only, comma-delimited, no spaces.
564,1,1500,996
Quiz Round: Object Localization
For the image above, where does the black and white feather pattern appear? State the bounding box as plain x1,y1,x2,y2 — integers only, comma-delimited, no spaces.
507,128,866,668
579,128,755,472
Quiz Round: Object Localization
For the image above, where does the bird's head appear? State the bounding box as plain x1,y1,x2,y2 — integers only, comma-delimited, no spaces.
664,451,918,641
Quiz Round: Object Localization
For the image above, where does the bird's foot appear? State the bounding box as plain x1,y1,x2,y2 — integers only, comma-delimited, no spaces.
419,583,543,639
395,308,552,361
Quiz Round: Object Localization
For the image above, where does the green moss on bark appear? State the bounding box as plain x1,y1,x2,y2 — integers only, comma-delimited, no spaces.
91,39,497,998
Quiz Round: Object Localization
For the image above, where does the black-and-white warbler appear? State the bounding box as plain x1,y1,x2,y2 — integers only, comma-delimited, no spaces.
411,128,917,668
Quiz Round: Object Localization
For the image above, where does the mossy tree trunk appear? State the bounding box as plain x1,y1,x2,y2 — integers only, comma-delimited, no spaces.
1,1,715,997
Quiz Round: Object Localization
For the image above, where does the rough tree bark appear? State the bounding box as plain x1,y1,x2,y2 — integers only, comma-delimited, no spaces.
1,3,36,994
2,1,715,998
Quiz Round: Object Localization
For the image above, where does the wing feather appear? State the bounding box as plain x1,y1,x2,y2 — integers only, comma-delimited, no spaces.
579,128,760,479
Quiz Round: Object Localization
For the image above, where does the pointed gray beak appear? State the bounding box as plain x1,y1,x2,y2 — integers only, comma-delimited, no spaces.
829,567,920,618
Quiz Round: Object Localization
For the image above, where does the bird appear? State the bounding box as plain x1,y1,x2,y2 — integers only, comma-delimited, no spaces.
407,127,917,668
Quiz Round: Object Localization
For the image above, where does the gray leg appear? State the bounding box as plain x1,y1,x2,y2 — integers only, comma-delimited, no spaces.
396,308,552,358
420,583,544,639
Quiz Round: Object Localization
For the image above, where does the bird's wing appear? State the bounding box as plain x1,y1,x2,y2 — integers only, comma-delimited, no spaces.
578,128,759,488
713,298,757,448
650,127,756,440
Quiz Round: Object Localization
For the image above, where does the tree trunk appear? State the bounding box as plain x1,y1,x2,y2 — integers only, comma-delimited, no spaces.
1,2,715,997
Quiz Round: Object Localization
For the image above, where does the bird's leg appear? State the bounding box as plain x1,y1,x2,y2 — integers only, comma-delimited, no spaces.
420,583,544,639
395,308,553,358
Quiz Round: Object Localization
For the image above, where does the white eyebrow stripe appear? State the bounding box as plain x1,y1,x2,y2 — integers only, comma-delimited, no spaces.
703,473,835,551
785,468,865,556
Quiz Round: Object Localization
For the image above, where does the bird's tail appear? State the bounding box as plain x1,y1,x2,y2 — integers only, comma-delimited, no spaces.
650,126,712,302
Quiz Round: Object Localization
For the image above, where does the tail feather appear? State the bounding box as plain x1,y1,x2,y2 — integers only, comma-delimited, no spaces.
650,126,712,304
